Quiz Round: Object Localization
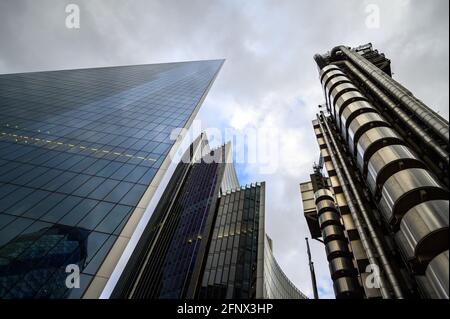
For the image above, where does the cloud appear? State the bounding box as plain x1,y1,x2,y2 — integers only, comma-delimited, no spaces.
0,0,448,299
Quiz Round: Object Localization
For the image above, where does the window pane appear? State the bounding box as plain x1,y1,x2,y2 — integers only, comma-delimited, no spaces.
59,199,99,226
95,205,132,234
77,202,114,230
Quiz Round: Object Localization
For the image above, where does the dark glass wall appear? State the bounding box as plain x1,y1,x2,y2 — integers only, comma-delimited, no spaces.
112,135,227,299
112,136,305,300
198,185,262,299
0,60,223,298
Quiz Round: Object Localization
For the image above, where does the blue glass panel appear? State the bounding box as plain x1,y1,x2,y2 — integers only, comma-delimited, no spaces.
77,202,115,230
95,205,132,234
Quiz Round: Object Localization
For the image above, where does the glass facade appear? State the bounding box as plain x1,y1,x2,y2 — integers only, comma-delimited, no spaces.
199,185,262,299
112,134,227,298
263,236,307,299
113,135,306,299
0,60,224,298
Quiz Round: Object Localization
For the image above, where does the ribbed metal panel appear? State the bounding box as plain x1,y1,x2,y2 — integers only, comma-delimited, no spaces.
322,70,347,90
341,60,449,175
325,76,352,106
329,83,359,113
315,49,450,299
333,277,361,299
347,112,390,156
316,198,338,215
366,144,425,196
314,189,335,204
340,100,377,141
325,240,351,260
334,91,368,128
318,211,341,229
424,251,449,299
356,127,404,176
379,168,448,226
322,224,345,243
397,200,449,265
329,257,357,280
340,46,449,144
319,65,341,82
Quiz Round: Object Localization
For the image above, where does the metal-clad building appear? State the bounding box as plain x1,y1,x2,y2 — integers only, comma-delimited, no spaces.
301,44,449,299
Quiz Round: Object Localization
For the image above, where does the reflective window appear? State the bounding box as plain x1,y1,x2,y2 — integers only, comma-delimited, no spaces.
0,60,223,298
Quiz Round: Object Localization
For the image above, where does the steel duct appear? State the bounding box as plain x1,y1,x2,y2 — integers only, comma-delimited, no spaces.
317,114,396,299
318,62,449,299
314,188,361,298
341,61,449,165
337,46,449,144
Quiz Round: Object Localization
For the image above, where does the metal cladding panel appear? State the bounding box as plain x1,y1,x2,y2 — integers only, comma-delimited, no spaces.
397,200,449,264
355,126,404,176
322,225,345,243
333,276,361,299
329,257,356,280
321,70,346,90
347,112,390,156
340,101,377,141
340,46,449,144
424,250,449,299
367,145,424,196
318,211,342,229
316,198,338,216
325,240,351,260
325,76,352,101
329,83,359,109
334,91,368,126
319,65,341,82
379,168,449,226
314,189,335,204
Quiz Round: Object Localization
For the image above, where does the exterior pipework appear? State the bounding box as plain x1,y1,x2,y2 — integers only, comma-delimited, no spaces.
318,115,404,299
313,188,361,298
341,60,449,166
316,114,394,299
366,145,426,198
337,46,450,144
319,63,449,299
395,201,449,270
424,251,449,298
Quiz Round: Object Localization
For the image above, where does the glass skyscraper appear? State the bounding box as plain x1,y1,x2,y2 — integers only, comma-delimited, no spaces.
113,134,306,299
0,60,224,299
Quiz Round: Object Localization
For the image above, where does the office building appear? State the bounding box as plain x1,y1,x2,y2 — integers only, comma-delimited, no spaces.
301,44,449,299
0,60,224,298
113,134,306,299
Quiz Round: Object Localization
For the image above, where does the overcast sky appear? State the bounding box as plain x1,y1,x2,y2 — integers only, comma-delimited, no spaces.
0,0,448,299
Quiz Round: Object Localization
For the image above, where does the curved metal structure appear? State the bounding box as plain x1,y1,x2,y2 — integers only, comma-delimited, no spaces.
335,46,449,144
314,53,449,299
314,188,362,299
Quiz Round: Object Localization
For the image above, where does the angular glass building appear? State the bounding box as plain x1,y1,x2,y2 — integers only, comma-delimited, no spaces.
301,44,449,299
112,134,306,299
0,60,224,298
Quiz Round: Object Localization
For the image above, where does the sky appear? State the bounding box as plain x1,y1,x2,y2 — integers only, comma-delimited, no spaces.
0,0,448,299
